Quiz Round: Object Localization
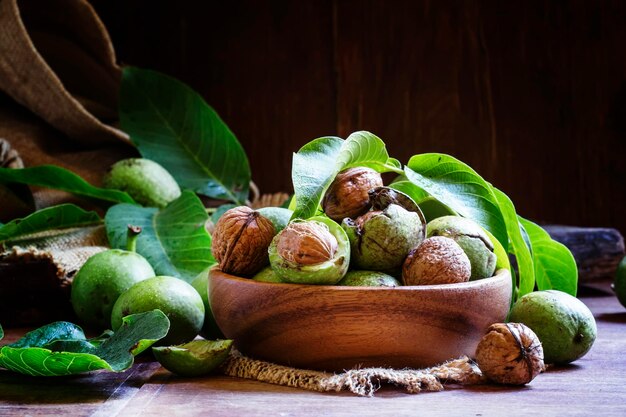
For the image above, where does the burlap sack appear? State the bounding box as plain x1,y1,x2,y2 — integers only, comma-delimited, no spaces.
0,0,129,146
0,0,134,324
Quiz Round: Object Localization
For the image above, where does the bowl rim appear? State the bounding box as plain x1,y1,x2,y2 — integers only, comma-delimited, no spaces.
210,267,512,292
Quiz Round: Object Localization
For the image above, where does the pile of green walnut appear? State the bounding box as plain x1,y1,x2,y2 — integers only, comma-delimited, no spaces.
211,167,498,287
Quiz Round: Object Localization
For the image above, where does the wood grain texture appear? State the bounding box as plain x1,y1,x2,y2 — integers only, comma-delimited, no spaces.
544,225,626,281
209,268,512,371
89,0,626,238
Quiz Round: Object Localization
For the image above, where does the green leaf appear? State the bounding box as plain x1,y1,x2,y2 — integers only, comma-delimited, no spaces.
388,180,457,222
291,131,403,219
0,166,135,204
256,207,293,232
105,190,214,282
491,188,535,298
404,154,508,248
0,204,101,243
484,228,511,273
0,311,170,376
92,310,170,368
519,217,578,296
210,203,237,225
0,324,4,341
120,67,250,204
9,322,86,348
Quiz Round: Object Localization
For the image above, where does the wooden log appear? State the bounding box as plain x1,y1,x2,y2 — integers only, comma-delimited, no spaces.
543,225,625,282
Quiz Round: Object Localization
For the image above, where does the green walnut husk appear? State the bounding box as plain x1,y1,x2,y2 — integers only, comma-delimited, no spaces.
342,204,425,272
509,290,597,364
103,158,181,208
191,269,224,340
337,270,400,287
268,216,350,285
426,215,497,280
152,339,233,377
256,207,293,233
252,266,285,283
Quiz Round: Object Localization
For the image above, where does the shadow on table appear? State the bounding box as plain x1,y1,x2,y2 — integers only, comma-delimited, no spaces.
0,371,116,404
0,361,158,405
597,312,626,323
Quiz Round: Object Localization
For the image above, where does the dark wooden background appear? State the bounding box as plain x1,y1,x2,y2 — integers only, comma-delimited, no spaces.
91,0,626,235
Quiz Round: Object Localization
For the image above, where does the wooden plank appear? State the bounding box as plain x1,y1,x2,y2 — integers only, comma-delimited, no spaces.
331,0,626,237
0,359,161,417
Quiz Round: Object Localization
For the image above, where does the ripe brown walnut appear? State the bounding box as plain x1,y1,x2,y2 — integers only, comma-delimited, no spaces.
211,206,275,276
475,322,545,385
276,221,338,265
402,236,471,285
322,167,383,222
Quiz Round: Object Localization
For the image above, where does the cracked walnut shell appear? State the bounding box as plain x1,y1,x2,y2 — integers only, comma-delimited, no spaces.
475,322,545,385
211,206,275,276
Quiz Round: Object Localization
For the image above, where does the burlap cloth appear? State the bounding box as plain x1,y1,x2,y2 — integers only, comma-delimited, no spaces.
220,350,486,396
0,0,487,395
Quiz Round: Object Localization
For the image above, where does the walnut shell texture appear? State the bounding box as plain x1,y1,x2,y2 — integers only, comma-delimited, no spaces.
276,221,338,265
211,206,275,276
475,322,545,385
322,167,383,222
402,236,471,285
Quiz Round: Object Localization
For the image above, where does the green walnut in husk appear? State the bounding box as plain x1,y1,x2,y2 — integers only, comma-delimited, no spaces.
268,217,350,285
337,270,400,287
71,226,155,329
252,266,285,283
103,158,181,208
342,203,425,272
322,167,383,222
427,215,497,280
508,290,597,364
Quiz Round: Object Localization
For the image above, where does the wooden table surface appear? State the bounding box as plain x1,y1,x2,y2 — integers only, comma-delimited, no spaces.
1,281,624,417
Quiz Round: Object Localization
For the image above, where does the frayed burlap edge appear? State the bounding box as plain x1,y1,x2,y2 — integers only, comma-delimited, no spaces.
0,225,109,285
221,350,486,397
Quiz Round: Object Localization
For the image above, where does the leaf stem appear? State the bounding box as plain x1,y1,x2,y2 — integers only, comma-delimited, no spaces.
126,225,142,252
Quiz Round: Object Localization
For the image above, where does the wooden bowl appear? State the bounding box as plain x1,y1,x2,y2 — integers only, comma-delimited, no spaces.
209,268,512,371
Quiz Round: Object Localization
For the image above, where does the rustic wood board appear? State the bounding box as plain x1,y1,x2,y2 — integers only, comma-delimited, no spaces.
3,282,622,416
544,225,625,281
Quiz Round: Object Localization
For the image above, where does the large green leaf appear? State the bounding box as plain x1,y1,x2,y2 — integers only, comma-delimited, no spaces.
388,180,457,222
491,188,535,297
291,131,403,219
0,204,101,244
105,190,214,282
120,67,250,204
0,166,135,204
0,310,169,376
519,217,578,296
404,154,508,248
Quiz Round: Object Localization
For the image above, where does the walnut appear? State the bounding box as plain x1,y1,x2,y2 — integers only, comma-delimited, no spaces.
268,217,350,285
475,322,545,385
402,236,471,285
211,206,275,276
275,221,338,265
322,167,383,222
